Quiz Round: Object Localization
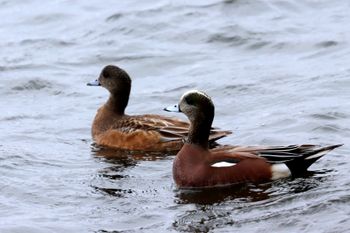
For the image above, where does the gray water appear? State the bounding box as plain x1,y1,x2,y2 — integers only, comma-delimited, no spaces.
1,0,350,232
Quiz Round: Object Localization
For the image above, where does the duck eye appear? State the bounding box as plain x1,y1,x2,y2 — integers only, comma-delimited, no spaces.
185,96,194,105
102,70,110,79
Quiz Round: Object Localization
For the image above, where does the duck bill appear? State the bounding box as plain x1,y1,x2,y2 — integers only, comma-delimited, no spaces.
87,79,101,86
164,104,181,112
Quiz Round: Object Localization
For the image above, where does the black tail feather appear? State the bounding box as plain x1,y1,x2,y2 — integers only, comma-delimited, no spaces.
285,144,342,176
257,144,342,176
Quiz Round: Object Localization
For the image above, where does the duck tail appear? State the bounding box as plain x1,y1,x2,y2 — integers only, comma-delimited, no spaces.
285,144,343,176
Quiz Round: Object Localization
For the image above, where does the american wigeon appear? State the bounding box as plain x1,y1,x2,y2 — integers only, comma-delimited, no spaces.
164,90,342,188
87,65,231,151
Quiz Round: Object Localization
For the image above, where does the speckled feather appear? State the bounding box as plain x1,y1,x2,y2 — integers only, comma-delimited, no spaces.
92,103,230,152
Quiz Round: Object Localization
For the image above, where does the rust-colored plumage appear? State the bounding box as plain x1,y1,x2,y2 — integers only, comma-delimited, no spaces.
88,65,231,151
166,90,342,188
174,144,272,188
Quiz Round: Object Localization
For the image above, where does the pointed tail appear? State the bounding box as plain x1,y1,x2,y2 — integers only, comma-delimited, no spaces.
285,144,342,176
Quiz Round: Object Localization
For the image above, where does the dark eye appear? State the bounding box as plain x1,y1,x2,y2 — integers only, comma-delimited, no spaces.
185,96,194,105
102,70,110,79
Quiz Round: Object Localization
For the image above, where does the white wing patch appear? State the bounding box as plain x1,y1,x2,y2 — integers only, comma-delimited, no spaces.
211,161,237,168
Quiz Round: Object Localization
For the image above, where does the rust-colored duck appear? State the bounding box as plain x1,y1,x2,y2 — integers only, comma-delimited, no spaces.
87,65,231,151
164,90,342,188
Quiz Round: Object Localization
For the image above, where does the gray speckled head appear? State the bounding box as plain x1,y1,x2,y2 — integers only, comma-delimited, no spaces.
177,90,215,148
178,90,214,123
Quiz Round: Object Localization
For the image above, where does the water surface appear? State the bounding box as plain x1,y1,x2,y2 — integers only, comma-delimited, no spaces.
1,0,350,232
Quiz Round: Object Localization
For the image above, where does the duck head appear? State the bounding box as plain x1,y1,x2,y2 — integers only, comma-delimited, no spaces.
88,65,132,115
165,90,215,148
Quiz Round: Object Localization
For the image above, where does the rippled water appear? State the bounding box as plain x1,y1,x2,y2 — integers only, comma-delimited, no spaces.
1,0,350,232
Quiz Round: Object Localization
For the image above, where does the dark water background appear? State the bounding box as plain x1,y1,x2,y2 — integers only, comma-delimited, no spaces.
1,0,350,232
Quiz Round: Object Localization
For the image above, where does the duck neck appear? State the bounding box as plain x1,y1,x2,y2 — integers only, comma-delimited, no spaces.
105,89,130,115
187,115,213,150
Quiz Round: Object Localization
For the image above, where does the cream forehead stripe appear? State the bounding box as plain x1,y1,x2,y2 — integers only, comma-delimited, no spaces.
180,90,213,102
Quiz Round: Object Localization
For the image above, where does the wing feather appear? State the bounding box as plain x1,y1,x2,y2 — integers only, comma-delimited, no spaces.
109,114,230,144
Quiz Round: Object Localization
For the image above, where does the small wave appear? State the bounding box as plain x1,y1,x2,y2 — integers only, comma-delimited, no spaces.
315,40,339,48
105,13,123,22
84,54,156,65
1,114,48,121
157,84,195,94
302,40,342,59
309,112,347,120
207,34,247,46
222,83,257,94
11,79,52,91
207,27,271,50
20,38,75,47
92,186,133,198
312,124,342,133
223,0,239,4
247,41,271,50
0,64,45,72
26,13,70,24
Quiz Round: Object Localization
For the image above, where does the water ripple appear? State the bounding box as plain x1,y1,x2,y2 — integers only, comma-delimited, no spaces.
11,79,53,91
1,0,350,232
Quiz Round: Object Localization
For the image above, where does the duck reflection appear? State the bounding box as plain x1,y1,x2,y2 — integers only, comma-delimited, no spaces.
175,183,271,205
90,144,173,197
91,143,173,161
173,170,332,231
173,183,271,232
175,169,331,205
